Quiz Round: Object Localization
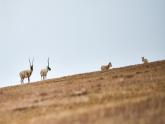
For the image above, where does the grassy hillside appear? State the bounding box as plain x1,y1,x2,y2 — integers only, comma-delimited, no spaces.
0,60,165,124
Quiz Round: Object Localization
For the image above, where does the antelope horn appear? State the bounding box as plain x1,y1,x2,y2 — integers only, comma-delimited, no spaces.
48,57,50,67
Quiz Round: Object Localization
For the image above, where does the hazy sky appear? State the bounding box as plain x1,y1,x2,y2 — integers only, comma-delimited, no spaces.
0,0,165,87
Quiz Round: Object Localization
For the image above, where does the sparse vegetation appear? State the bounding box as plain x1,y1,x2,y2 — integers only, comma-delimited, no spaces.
0,60,165,124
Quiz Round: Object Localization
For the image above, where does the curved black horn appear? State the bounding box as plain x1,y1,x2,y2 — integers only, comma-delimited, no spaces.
29,58,31,66
48,57,50,66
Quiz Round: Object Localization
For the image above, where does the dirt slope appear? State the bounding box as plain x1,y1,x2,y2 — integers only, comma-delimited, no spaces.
0,60,165,124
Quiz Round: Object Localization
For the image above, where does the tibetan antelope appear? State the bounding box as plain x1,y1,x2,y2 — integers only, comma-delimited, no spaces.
142,57,148,64
101,62,112,71
40,58,51,80
19,59,34,84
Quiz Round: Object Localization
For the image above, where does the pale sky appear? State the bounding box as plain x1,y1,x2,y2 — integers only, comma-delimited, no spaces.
0,0,165,87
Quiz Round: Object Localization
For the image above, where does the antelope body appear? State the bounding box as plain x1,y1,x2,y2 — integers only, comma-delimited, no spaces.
40,58,51,80
19,59,34,84
142,57,148,64
101,62,112,71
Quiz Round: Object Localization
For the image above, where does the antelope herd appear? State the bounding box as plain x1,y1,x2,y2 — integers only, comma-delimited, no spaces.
19,57,149,84
19,58,51,84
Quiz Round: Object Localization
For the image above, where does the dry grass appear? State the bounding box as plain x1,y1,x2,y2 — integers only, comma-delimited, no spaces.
0,60,165,124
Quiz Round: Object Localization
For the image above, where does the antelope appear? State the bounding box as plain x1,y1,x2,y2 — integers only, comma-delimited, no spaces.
142,57,148,64
101,62,112,71
19,59,34,84
40,58,51,80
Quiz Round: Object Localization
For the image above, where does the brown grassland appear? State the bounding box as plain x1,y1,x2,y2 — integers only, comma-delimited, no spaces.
0,60,165,124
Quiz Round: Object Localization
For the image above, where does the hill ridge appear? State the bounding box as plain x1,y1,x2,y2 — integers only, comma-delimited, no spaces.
0,59,165,124
2,59,165,90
